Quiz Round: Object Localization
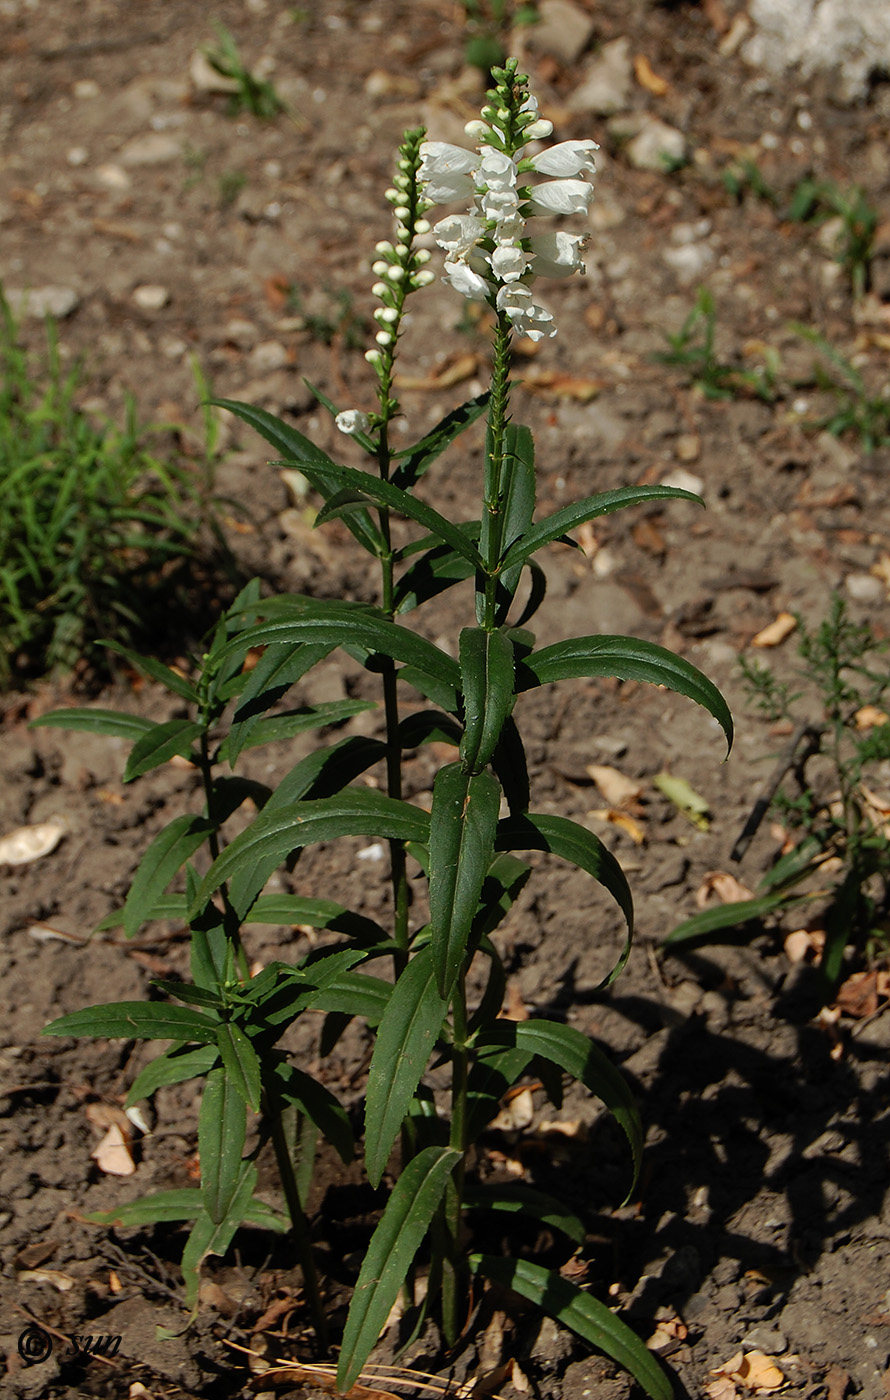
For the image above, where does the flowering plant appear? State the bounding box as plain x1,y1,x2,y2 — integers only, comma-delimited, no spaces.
39,62,729,1397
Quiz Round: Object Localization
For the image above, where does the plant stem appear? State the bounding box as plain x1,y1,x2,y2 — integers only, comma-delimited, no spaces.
269,1106,330,1354
441,966,470,1345
198,728,250,982
481,313,512,631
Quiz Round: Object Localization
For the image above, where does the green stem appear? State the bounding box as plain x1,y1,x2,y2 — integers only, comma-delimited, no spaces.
441,967,470,1345
198,728,250,983
269,1106,330,1355
481,312,513,632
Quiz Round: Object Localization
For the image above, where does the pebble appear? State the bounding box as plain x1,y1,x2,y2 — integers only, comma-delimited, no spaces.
568,37,633,115
132,284,170,311
845,572,884,603
66,146,88,166
526,0,595,65
615,114,687,171
120,132,182,167
676,432,701,461
742,1325,787,1354
660,467,705,495
95,163,131,190
5,285,80,319
248,340,290,373
662,241,714,284
73,79,100,99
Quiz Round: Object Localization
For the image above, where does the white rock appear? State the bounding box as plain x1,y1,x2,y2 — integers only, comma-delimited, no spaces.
132,284,170,311
120,132,182,167
660,467,704,495
73,79,100,99
568,37,633,115
95,163,131,190
624,116,687,171
845,572,884,603
66,146,88,167
743,0,890,103
662,241,714,284
526,0,595,64
5,286,80,319
248,340,290,373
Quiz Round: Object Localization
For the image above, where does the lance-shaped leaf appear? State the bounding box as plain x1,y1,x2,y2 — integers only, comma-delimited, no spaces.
269,1062,354,1165
296,461,483,569
393,536,477,615
491,424,536,618
215,600,460,694
307,970,393,1026
429,764,501,996
459,628,515,773
180,1161,258,1308
477,1017,641,1186
464,1182,585,1245
497,812,633,986
338,1146,461,1392
193,789,430,920
465,1043,534,1140
517,634,733,754
500,484,702,571
99,641,201,703
126,1044,220,1106
221,700,376,763
665,889,802,946
364,947,448,1187
469,1256,672,1400
87,1184,284,1233
391,391,489,490
217,1022,262,1113
123,814,217,938
211,397,383,555
30,708,157,743
122,719,204,783
246,893,386,944
225,639,335,764
43,1000,219,1043
199,1065,247,1225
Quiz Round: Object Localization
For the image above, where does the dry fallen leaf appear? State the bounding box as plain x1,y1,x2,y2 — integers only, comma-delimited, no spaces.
520,368,604,402
0,819,67,866
855,705,890,729
395,351,480,390
586,763,645,808
695,871,756,907
489,1086,535,1133
784,928,824,965
634,53,670,96
92,1123,136,1176
835,970,884,1019
17,1267,76,1291
587,808,647,845
704,1379,739,1400
751,612,797,648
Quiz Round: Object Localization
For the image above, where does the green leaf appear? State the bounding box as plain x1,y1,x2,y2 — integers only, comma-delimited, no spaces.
247,893,386,944
665,889,800,946
123,814,216,938
393,534,478,616
469,1256,672,1400
270,1062,354,1165
193,789,429,920
397,664,459,715
491,424,536,618
123,719,204,783
464,1182,585,1245
337,1146,461,1392
518,634,733,754
222,700,376,762
653,771,710,830
29,708,157,743
304,378,378,455
294,460,483,568
391,392,489,490
100,641,200,703
225,640,335,764
477,1019,641,1188
364,947,448,1187
429,764,501,996
217,1022,262,1113
43,1000,219,1043
500,484,702,570
307,970,393,1026
126,1044,220,1106
399,710,463,750
180,1161,257,1308
465,1043,534,1139
86,1187,206,1227
215,599,461,694
497,812,633,986
199,1065,248,1225
459,628,515,773
211,397,383,555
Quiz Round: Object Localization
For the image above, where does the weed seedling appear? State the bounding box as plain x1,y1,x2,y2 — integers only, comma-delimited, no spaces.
204,23,286,120
789,179,877,299
38,66,731,1397
793,325,890,452
668,595,890,988
655,287,779,402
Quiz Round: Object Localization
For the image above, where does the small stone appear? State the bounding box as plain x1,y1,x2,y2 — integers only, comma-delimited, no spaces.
95,163,131,190
662,241,714,284
66,146,88,167
845,572,884,603
660,467,704,495
5,286,80,319
132,284,170,311
248,340,290,373
621,115,687,171
527,0,595,65
120,132,182,167
568,37,633,114
73,79,100,99
223,318,259,347
742,1325,787,1354
676,432,701,461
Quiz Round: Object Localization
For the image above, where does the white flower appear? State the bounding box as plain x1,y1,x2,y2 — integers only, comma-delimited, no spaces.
523,118,554,140
418,141,477,203
528,140,598,179
480,187,522,228
525,178,594,216
433,213,485,258
528,229,587,278
490,241,530,282
475,150,517,192
335,409,371,436
496,283,555,342
443,258,490,300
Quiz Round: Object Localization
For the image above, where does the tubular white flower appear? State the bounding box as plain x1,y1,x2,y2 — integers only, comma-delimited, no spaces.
475,150,517,191
335,409,371,436
443,259,491,300
418,141,477,203
528,139,598,178
528,229,587,278
525,178,594,216
496,283,555,341
433,213,485,258
491,241,530,282
522,118,554,140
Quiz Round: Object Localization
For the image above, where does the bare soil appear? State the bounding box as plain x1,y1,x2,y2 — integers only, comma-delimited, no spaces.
1,2,890,1398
